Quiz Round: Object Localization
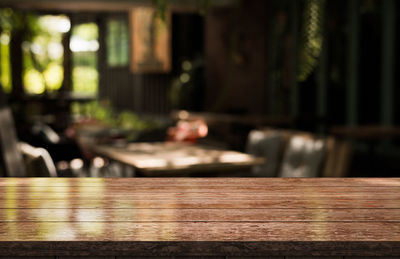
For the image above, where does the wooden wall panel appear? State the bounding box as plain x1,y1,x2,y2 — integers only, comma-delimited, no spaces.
97,14,171,115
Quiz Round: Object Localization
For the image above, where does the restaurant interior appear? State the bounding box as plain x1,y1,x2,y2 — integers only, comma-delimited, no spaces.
0,0,399,179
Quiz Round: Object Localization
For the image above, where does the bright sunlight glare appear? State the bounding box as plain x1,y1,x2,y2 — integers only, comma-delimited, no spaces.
38,15,71,33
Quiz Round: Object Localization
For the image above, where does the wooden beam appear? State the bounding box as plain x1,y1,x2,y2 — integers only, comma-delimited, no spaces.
380,0,396,126
346,0,359,126
289,0,300,123
60,15,72,92
0,0,238,12
10,26,24,99
316,0,328,133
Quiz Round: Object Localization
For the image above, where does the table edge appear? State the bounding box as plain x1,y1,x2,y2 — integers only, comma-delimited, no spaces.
0,241,399,256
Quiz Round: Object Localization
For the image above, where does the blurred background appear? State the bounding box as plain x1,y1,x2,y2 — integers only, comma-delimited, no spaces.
0,0,399,178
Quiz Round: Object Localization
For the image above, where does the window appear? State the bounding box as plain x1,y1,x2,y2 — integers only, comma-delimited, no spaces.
71,22,99,94
106,18,129,67
23,15,70,94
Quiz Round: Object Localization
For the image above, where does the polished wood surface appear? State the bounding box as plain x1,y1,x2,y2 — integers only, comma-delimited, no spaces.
0,178,399,256
90,142,264,176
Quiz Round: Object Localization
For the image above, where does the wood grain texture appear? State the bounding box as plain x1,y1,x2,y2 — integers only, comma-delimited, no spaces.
0,257,54,259
58,257,114,259
0,222,399,241
1,192,399,200
0,241,399,257
286,257,342,259
0,177,398,187
1,185,399,193
0,208,399,222
0,178,399,257
117,257,171,259
227,257,284,259
174,257,224,259
345,257,398,259
0,198,398,209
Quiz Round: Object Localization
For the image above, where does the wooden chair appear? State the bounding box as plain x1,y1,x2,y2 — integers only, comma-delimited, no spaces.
278,133,327,177
0,107,57,177
18,142,57,177
322,137,353,177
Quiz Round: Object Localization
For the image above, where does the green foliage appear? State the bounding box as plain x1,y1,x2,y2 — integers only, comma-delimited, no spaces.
106,19,129,67
117,111,156,131
0,10,100,97
22,14,69,94
0,8,21,93
72,101,158,139
298,0,325,82
0,8,23,31
23,68,45,94
72,66,98,94
71,22,99,94
73,51,97,67
43,62,63,90
0,33,11,93
89,101,115,125
72,23,98,41
153,0,169,21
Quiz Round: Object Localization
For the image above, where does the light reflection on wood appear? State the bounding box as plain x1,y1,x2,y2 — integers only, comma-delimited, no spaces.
0,178,399,248
77,179,105,237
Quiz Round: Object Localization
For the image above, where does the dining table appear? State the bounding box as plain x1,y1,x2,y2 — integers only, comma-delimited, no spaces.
0,177,399,258
89,141,265,176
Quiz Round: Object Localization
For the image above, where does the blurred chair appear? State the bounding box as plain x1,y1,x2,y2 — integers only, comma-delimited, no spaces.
0,107,26,176
278,134,327,177
322,137,353,177
0,107,57,177
18,142,57,177
246,128,291,177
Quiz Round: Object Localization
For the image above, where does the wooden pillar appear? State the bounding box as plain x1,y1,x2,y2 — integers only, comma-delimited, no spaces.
380,0,395,126
97,15,106,100
346,0,359,126
0,38,5,107
129,11,143,113
289,0,300,125
10,27,24,100
316,1,328,134
55,14,73,130
61,14,73,93
267,0,281,116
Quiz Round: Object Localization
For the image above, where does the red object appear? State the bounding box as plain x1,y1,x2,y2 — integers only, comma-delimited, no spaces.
167,119,208,143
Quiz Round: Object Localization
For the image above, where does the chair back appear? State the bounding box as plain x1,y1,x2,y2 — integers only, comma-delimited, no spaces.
18,142,57,177
278,134,327,177
246,129,292,177
0,107,26,176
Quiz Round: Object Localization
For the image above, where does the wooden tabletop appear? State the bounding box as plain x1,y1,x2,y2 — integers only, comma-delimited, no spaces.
0,177,399,256
330,125,400,140
90,142,264,176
